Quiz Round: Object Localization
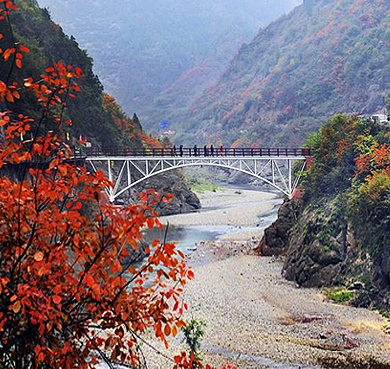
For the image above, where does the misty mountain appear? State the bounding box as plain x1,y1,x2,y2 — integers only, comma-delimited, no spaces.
180,0,390,147
36,0,301,133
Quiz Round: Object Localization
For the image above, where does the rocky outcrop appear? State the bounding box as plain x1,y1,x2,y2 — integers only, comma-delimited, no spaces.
258,195,390,311
282,237,344,288
282,202,350,287
135,170,201,216
254,199,298,256
259,198,352,288
105,156,201,216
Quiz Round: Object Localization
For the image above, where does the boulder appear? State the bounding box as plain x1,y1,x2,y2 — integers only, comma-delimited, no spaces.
255,198,298,256
136,169,201,216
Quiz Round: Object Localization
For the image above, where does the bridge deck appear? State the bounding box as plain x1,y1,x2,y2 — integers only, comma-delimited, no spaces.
83,147,311,159
86,155,308,161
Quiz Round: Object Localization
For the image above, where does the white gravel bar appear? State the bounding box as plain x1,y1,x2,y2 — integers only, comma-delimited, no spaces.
160,189,279,230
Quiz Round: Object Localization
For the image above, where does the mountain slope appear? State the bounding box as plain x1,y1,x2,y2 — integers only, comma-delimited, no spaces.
36,0,301,133
0,0,146,149
0,0,200,214
182,0,390,146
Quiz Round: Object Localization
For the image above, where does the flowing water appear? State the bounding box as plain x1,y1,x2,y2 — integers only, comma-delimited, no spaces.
143,186,283,259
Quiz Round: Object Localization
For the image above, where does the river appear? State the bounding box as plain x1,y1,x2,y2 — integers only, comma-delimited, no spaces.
100,186,389,368
146,186,283,263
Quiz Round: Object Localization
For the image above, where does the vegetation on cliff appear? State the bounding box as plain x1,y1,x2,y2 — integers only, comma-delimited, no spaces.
278,113,390,308
303,114,390,263
260,112,390,310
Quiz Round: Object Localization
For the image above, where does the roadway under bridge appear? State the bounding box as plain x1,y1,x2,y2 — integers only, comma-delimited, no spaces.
82,147,312,202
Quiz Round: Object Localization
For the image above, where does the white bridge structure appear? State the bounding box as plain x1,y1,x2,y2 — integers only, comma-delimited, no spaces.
83,147,312,202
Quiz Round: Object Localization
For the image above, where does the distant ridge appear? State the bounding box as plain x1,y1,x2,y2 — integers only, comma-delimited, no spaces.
36,0,301,134
179,0,390,146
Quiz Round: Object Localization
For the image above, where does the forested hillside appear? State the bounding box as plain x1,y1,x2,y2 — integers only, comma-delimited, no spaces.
0,0,200,214
0,0,150,149
182,0,390,147
36,0,301,134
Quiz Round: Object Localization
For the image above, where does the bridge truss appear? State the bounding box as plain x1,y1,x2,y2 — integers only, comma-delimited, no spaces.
86,149,310,202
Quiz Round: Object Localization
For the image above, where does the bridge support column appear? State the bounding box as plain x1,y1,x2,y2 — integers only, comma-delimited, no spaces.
108,160,113,200
288,159,292,197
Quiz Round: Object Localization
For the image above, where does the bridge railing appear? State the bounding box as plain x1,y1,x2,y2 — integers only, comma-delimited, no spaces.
83,147,312,158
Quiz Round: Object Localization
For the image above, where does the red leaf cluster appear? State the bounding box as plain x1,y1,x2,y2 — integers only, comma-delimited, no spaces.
0,3,236,368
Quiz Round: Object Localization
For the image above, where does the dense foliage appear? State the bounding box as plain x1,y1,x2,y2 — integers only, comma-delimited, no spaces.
36,0,300,135
302,113,390,292
181,0,390,146
302,114,378,196
0,1,235,368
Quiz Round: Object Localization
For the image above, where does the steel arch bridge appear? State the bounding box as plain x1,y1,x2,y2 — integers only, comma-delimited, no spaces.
83,147,311,202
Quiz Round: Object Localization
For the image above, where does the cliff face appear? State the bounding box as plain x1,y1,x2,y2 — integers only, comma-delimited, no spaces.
260,193,390,311
255,199,298,256
258,114,390,308
282,203,346,288
257,198,347,287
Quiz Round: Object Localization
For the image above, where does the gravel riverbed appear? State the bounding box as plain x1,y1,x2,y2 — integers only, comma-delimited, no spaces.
183,253,390,368
142,248,390,368
160,189,278,229
105,189,390,368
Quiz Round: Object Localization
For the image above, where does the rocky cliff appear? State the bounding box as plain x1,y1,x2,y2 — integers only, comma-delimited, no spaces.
259,197,348,287
255,199,298,256
134,170,201,216
258,114,390,309
258,196,383,307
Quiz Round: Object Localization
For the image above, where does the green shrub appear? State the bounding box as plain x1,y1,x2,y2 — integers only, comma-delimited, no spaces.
188,178,221,193
326,288,354,303
348,172,390,258
181,318,207,363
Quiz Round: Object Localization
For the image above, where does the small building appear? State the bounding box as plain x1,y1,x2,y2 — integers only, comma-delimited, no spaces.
371,114,390,125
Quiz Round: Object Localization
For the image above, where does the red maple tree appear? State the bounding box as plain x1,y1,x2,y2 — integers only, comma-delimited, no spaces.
0,1,237,368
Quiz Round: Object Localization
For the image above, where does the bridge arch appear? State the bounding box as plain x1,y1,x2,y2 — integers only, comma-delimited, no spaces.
113,162,290,201
86,155,308,202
